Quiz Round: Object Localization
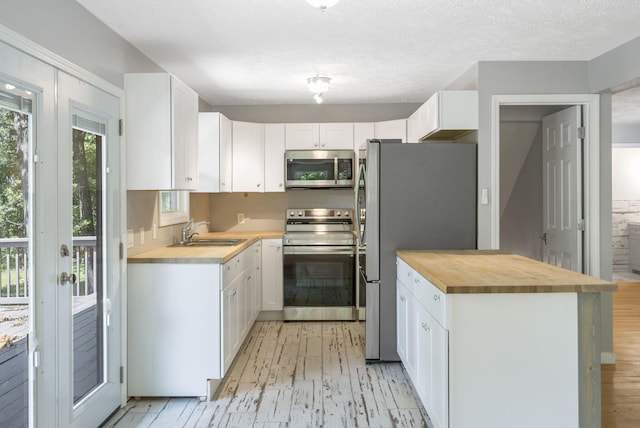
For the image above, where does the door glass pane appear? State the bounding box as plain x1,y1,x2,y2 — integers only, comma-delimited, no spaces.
0,82,33,427
71,124,104,404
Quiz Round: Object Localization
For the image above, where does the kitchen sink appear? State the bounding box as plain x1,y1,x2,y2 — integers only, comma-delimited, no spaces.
169,238,247,247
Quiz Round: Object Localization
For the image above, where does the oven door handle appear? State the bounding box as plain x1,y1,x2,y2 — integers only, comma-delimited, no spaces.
283,246,355,256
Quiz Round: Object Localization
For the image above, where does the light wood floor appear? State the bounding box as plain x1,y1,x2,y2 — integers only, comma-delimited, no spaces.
104,321,429,428
602,282,640,428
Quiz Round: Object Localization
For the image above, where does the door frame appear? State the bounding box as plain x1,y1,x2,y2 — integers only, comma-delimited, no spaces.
0,24,128,409
491,94,600,278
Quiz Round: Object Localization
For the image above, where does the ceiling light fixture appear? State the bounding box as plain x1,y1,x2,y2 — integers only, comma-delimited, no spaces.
307,75,331,104
307,75,331,94
305,0,340,11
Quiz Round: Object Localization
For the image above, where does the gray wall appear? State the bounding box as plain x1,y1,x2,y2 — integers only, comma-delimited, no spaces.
0,0,162,87
589,36,640,93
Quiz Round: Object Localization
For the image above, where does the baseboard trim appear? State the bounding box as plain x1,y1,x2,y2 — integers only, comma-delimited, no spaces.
601,351,616,365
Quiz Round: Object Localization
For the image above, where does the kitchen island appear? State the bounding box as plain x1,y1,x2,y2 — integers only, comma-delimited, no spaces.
127,231,283,399
395,250,617,428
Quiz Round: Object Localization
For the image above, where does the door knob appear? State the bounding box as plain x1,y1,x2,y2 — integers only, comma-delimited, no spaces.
60,272,77,286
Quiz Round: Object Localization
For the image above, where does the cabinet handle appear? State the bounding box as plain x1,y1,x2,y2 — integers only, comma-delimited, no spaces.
248,275,252,280
232,290,237,296
400,296,405,302
434,294,440,301
414,278,419,284
257,183,260,187
422,322,429,331
279,183,283,187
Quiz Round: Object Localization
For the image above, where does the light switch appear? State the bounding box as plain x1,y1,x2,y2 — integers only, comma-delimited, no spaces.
127,229,134,248
139,227,145,245
237,213,245,224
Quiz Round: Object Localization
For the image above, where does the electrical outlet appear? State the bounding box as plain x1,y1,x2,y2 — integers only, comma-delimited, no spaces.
152,223,157,240
237,213,245,224
139,227,145,245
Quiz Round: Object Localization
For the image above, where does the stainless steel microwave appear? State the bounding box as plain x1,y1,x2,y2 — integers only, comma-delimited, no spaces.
285,150,355,189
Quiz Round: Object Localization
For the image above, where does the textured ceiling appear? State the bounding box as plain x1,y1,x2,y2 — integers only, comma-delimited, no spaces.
77,0,640,122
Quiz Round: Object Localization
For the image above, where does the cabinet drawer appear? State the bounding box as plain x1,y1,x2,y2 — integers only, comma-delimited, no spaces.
396,258,415,290
223,248,253,286
420,274,447,329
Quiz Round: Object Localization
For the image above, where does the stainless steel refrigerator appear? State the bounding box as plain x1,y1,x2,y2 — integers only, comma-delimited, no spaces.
355,139,477,361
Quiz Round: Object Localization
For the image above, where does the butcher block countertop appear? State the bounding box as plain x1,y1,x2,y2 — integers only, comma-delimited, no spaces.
396,249,617,294
128,231,284,264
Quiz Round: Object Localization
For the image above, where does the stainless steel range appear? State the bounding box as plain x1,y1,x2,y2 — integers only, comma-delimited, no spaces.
283,208,356,321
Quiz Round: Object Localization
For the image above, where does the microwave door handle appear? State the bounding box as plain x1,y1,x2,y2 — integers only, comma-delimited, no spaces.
334,156,338,185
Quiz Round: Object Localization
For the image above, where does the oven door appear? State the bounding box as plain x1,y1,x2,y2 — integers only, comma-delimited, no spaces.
282,245,356,320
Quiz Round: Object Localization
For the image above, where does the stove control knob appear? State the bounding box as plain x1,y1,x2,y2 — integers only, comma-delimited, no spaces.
297,210,304,216
289,210,296,217
344,211,350,217
336,211,342,217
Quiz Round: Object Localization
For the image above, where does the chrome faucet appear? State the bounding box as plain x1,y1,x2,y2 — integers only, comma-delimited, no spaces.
181,219,211,243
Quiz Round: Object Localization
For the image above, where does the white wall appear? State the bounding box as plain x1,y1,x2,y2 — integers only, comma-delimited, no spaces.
613,148,640,200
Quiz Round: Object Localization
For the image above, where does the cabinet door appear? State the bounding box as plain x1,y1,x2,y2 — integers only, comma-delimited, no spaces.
197,112,232,192
222,280,240,375
252,242,263,319
406,294,418,380
170,76,199,189
374,119,407,142
232,121,264,192
396,281,408,363
264,124,285,192
262,239,284,311
219,114,233,192
416,304,433,412
285,123,320,149
319,123,354,149
430,316,449,428
353,122,374,151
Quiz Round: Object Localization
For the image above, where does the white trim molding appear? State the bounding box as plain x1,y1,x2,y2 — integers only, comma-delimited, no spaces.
491,94,601,278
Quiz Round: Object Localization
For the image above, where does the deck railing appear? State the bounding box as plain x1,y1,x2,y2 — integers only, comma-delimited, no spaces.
0,237,97,304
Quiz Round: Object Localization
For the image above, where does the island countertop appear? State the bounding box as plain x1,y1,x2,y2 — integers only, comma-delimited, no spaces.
128,231,284,264
396,249,617,294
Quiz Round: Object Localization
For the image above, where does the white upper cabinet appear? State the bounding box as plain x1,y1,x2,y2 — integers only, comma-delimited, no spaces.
374,119,407,142
285,123,320,149
420,90,478,141
319,123,354,149
232,121,265,192
196,112,232,192
285,123,354,150
264,124,286,192
354,122,374,151
125,73,199,190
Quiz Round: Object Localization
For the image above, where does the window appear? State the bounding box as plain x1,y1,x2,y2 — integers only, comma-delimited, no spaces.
158,191,189,226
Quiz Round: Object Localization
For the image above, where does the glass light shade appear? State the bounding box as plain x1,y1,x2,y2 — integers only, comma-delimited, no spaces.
306,0,340,10
307,76,331,93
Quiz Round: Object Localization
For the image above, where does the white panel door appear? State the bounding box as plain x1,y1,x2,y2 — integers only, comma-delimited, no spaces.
542,106,583,272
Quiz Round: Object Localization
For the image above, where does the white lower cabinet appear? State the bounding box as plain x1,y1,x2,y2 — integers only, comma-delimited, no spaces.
397,257,449,428
261,238,284,311
128,241,264,398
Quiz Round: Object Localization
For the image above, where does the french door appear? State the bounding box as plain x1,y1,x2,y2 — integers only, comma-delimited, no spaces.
0,41,122,427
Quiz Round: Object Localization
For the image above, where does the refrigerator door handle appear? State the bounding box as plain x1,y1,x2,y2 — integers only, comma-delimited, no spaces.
354,163,366,248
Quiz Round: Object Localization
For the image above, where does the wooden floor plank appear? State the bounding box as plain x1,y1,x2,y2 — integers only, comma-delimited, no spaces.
104,321,428,428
